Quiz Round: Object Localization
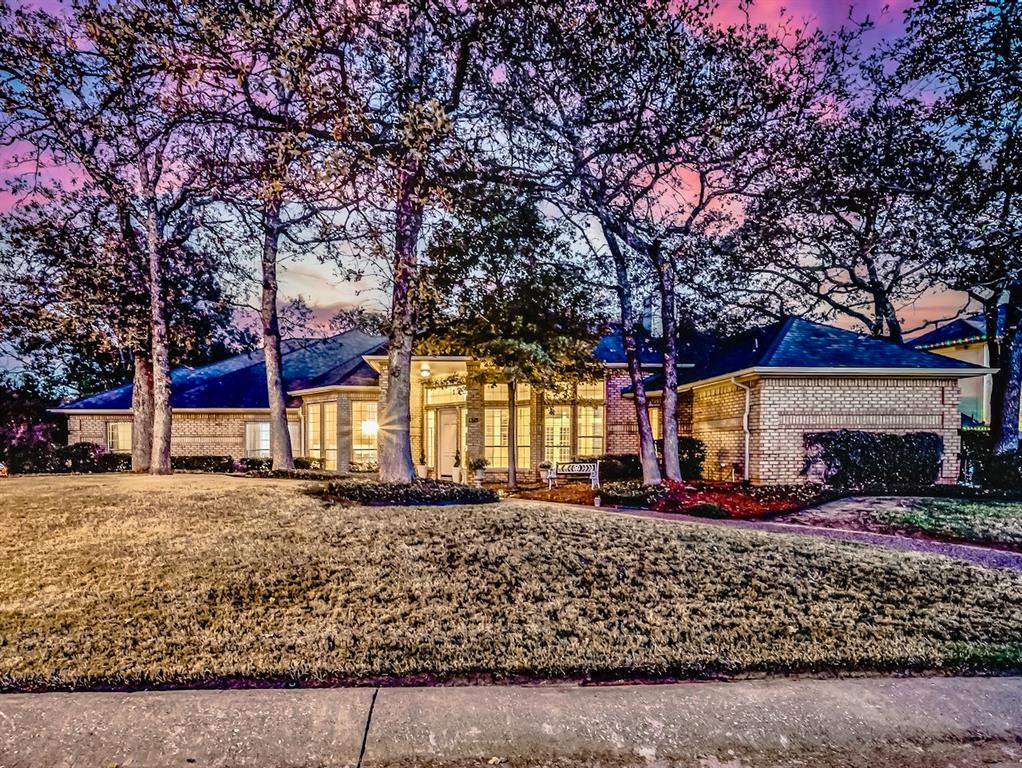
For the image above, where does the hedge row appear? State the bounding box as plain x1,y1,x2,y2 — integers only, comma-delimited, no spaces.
803,430,944,488
317,478,499,505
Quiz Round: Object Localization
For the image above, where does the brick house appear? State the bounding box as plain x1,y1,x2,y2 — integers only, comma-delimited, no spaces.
56,317,989,484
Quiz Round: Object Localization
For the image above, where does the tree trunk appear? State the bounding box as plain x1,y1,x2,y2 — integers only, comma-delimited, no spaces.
261,194,295,470
507,378,518,492
379,154,421,483
602,220,661,485
654,248,681,481
131,350,154,473
146,204,173,474
992,287,1022,455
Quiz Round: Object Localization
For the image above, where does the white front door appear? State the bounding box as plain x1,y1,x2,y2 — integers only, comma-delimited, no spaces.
438,409,459,478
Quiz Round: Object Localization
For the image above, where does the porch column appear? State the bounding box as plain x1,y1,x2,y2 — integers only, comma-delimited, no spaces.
465,362,485,466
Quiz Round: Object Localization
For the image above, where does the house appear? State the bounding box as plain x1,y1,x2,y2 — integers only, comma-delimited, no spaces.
909,308,1007,430
55,318,990,485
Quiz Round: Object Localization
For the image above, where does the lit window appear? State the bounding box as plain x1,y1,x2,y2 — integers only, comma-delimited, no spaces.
483,407,531,469
484,382,531,402
648,404,662,441
307,403,322,460
424,409,436,467
576,381,604,401
576,404,604,457
351,401,378,463
323,402,337,470
544,405,571,465
107,422,132,453
245,422,271,457
425,384,465,405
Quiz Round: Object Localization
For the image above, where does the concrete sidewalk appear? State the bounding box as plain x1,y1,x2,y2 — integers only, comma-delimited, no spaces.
2,677,1021,767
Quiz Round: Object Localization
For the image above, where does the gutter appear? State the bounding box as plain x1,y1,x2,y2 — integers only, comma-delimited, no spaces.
730,377,751,482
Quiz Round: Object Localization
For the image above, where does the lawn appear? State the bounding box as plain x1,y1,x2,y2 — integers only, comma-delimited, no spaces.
781,496,1022,550
1,474,1021,690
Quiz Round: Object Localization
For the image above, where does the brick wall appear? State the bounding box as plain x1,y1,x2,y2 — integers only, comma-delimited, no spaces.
605,371,642,454
755,376,961,485
688,381,759,482
67,411,300,457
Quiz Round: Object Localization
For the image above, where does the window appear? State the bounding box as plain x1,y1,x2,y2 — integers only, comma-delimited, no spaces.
323,402,337,470
107,422,132,453
648,405,662,442
576,404,604,457
351,401,378,463
245,422,271,457
544,405,571,465
484,382,531,402
483,406,531,469
576,381,604,401
425,384,465,405
307,403,322,460
424,409,436,467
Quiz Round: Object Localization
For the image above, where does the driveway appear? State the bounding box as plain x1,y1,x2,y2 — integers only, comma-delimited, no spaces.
1,677,1020,767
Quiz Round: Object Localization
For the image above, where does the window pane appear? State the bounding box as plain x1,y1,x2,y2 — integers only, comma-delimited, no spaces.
351,401,378,464
483,407,508,468
424,409,436,468
323,402,337,470
576,381,604,401
425,384,465,405
107,422,131,453
245,422,271,457
516,406,531,469
648,405,662,441
577,405,604,457
484,382,507,402
307,404,321,457
287,421,301,455
544,405,571,465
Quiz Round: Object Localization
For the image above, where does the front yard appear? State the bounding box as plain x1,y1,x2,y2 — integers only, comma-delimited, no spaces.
780,496,1022,550
1,474,1021,690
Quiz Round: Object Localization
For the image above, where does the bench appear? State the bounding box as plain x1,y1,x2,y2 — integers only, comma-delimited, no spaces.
547,460,600,490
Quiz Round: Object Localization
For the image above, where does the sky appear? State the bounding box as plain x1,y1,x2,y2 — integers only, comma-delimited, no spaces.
0,0,968,338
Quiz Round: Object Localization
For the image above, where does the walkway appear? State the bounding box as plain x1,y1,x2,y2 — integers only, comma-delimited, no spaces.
511,498,1022,572
2,677,1020,767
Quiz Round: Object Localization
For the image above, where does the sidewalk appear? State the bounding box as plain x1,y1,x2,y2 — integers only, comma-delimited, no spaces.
2,677,1021,767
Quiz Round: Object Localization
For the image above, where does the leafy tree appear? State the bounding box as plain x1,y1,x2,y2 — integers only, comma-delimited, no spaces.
0,0,212,472
420,189,604,490
492,0,825,482
899,0,1022,453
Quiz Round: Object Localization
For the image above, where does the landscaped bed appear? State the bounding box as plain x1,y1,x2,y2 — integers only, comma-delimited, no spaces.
1,474,1020,691
779,496,1022,551
599,480,840,518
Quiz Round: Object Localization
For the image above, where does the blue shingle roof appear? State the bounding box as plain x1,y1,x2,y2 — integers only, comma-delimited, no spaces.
910,307,1006,350
60,330,386,411
625,317,984,394
592,328,664,366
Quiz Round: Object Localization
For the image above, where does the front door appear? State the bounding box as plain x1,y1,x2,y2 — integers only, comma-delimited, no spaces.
438,409,459,478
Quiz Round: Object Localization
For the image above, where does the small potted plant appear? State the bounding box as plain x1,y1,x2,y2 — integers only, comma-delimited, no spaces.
468,456,489,484
451,449,463,484
538,460,553,481
415,449,429,479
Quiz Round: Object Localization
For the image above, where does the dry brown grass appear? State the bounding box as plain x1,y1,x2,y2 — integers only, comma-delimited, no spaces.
1,474,1021,690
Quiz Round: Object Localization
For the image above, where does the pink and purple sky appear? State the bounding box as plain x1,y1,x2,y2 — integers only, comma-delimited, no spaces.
0,0,966,335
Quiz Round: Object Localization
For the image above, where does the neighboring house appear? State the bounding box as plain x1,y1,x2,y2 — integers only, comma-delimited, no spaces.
909,308,1009,430
55,318,989,485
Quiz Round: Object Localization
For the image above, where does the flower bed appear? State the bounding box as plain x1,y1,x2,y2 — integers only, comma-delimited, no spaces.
601,480,840,519
317,478,500,506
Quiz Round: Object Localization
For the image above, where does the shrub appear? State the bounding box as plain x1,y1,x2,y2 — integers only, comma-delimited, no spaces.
685,501,728,519
977,450,1022,492
676,436,706,480
294,456,326,470
348,461,379,474
170,455,235,473
317,478,499,505
247,468,336,481
599,480,667,508
802,430,943,488
236,457,273,472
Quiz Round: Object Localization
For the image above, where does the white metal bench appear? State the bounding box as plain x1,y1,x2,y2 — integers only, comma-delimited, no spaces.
547,460,600,489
